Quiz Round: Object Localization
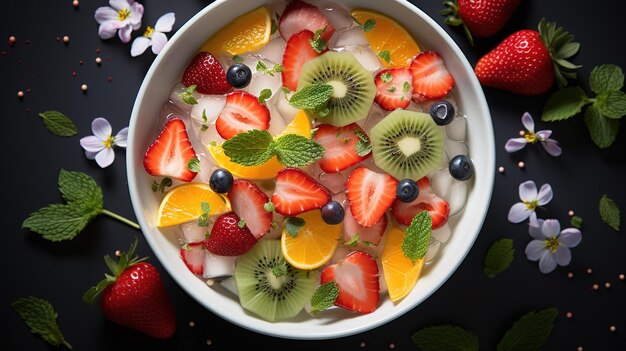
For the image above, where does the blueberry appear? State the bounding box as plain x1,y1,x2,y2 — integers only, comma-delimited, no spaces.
320,201,345,225
429,100,455,126
449,155,474,181
226,63,252,88
209,168,234,193
396,179,419,203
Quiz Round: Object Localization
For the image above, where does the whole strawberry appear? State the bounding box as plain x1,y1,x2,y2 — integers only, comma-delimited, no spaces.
83,239,176,339
182,51,232,94
441,0,522,45
474,18,581,95
205,213,257,256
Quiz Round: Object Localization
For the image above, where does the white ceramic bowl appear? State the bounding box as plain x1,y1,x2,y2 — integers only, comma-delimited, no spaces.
127,0,495,340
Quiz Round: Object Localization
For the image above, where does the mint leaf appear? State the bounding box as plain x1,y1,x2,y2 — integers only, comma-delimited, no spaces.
12,297,72,349
354,128,372,157
271,18,278,35
309,26,328,53
380,71,392,83
238,218,246,228
187,157,201,173
257,61,284,76
58,169,103,213
179,85,198,105
402,211,432,262
584,105,619,148
273,134,325,167
38,111,77,137
22,204,95,241
310,282,339,315
589,64,624,94
378,50,391,64
289,83,333,110
599,194,621,231
541,86,589,122
571,215,583,229
285,217,305,238
152,177,172,193
403,81,411,93
232,55,244,63
222,129,274,166
595,90,626,119
264,201,275,212
198,202,211,227
361,19,376,32
484,238,514,278
345,233,360,247
411,325,479,351
497,308,558,351
258,88,272,105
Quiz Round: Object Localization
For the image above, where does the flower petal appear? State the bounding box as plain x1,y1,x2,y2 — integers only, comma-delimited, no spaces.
508,202,532,223
505,138,528,153
114,127,128,147
559,228,582,248
554,246,572,266
109,0,131,11
131,36,151,57
528,218,545,239
536,130,552,140
95,148,115,168
155,12,176,32
150,32,168,55
98,21,122,40
118,24,133,43
536,183,553,206
80,135,105,152
521,112,535,132
85,150,99,160
519,180,538,202
94,7,119,24
128,2,144,29
91,118,112,140
541,139,562,157
541,219,561,238
525,240,545,261
538,251,557,274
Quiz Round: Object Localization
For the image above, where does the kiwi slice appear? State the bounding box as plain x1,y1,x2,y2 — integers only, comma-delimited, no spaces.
234,239,316,322
370,110,444,180
297,51,376,127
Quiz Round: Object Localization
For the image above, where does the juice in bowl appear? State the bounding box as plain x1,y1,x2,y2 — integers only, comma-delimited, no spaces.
127,0,495,339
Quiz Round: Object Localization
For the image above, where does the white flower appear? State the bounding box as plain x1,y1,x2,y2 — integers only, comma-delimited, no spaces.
508,180,553,223
525,218,582,274
505,112,562,157
80,118,128,168
131,12,175,57
95,0,144,43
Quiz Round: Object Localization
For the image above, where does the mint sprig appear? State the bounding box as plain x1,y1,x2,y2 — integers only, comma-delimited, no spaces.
12,297,72,349
289,83,333,111
22,169,139,241
256,61,284,76
285,217,305,238
152,177,173,193
402,211,432,263
309,26,328,53
378,50,391,65
599,194,621,231
198,202,211,227
258,88,272,105
497,308,559,351
179,85,198,105
310,281,339,315
38,111,77,137
411,325,479,351
484,238,515,278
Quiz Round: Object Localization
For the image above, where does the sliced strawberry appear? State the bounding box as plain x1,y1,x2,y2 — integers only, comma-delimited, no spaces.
215,91,270,140
343,206,387,253
143,117,197,182
391,177,450,229
313,123,371,173
182,51,232,95
205,213,257,256
279,0,334,43
180,242,205,275
228,180,273,239
345,167,398,228
271,167,331,216
410,51,454,102
320,251,379,314
281,30,323,91
374,68,412,111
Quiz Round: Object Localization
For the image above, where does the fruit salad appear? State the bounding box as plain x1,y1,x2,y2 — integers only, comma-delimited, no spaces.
143,0,474,322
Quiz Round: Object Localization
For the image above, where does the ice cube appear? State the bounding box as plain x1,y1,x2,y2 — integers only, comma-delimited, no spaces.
329,26,368,49
431,223,451,243
219,276,238,296
247,68,282,98
257,37,287,64
203,252,236,279
169,83,197,113
447,180,468,216
190,95,226,125
181,221,209,243
193,148,220,184
446,116,467,142
264,214,284,240
267,103,287,136
276,89,299,125
425,240,442,264
341,45,381,73
328,244,352,265
430,169,454,199
445,139,469,160
360,103,386,131
317,1,355,31
404,101,424,113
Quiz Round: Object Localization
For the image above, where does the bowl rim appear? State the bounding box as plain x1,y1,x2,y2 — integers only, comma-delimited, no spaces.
127,0,495,340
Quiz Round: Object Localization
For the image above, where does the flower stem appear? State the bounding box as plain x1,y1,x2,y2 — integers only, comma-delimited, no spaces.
102,209,140,230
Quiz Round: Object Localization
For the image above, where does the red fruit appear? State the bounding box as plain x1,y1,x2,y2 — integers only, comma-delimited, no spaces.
84,240,176,339
345,167,398,228
320,251,379,314
279,0,334,43
442,0,522,43
228,180,273,239
271,167,331,216
143,117,197,182
205,213,258,256
391,177,450,229
281,30,323,91
180,242,205,275
313,123,371,173
343,206,387,254
410,51,454,102
374,68,412,111
215,91,271,140
181,51,232,95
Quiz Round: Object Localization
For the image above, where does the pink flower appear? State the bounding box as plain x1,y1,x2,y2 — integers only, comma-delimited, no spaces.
505,112,562,157
95,0,144,43
508,180,553,223
80,118,128,168
525,218,582,274
131,12,175,56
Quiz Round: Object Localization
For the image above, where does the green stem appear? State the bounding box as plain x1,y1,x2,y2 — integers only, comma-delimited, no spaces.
63,340,73,350
101,209,140,230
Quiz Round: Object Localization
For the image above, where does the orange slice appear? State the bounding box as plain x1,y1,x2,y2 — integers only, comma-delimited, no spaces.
281,210,342,270
381,224,425,302
156,183,231,227
207,110,311,180
200,6,271,56
351,9,421,68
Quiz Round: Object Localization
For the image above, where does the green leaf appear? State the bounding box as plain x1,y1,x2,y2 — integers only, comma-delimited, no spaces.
58,169,103,213
402,211,432,262
273,134,325,167
484,238,515,278
403,81,411,93
411,325,479,351
289,83,333,110
595,90,626,119
238,218,246,228
345,233,360,247
22,204,96,241
12,297,72,349
361,19,376,32
378,50,391,64
187,157,201,173
497,308,558,351
179,85,198,105
152,177,172,193
38,111,77,137
599,195,621,231
258,88,272,105
541,86,589,122
354,128,371,157
584,105,619,148
310,282,339,315
264,201,275,212
309,26,328,53
232,55,244,63
589,64,624,94
285,217,305,238
571,215,583,229
380,71,392,83
222,129,274,166
270,18,278,35
556,42,580,60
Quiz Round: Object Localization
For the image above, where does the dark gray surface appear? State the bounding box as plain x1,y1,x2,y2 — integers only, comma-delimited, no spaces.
2,0,625,349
